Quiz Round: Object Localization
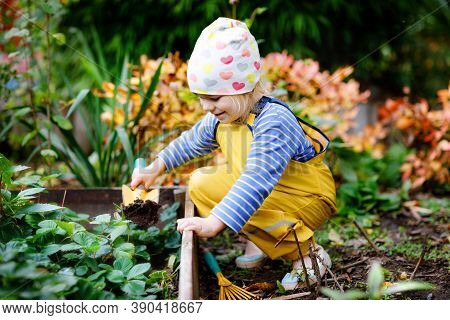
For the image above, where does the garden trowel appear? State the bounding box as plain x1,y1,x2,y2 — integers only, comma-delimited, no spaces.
122,158,159,206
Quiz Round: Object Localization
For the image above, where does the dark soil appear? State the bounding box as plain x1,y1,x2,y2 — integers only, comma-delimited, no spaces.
199,209,449,300
122,199,161,227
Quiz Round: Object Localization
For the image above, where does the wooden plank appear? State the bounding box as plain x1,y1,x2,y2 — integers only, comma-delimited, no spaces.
178,190,199,300
37,187,180,216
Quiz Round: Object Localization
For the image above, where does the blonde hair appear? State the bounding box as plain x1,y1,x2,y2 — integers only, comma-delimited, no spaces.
229,81,268,125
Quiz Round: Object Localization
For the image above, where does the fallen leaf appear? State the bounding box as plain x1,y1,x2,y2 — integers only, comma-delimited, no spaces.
328,229,343,244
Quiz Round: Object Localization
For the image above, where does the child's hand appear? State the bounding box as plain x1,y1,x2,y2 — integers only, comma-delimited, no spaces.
130,158,165,190
177,215,226,238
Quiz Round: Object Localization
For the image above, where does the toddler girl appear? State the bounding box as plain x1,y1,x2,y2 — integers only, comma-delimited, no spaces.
131,17,337,290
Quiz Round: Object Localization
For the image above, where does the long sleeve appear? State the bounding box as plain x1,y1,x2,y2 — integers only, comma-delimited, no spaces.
210,104,316,232
157,112,219,172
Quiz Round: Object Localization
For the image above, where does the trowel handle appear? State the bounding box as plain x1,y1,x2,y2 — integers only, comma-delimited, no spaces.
134,158,147,190
134,158,146,169
203,251,222,275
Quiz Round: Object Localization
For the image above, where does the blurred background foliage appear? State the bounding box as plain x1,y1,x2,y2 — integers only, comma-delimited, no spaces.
60,0,450,98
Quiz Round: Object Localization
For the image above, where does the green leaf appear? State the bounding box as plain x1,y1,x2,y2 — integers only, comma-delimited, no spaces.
113,242,135,259
321,288,367,300
147,270,166,284
159,202,179,222
83,257,99,271
66,89,90,118
87,270,107,281
52,114,73,130
21,130,37,147
147,226,160,237
40,149,58,159
4,27,29,39
55,221,75,235
255,7,267,15
94,244,112,257
167,255,176,271
383,281,435,296
17,187,45,198
109,225,128,242
0,153,13,185
60,243,82,252
16,204,62,217
37,220,58,229
99,264,113,271
76,265,88,276
38,0,63,14
113,257,133,274
116,127,134,171
127,263,151,280
41,244,61,256
63,253,81,260
121,280,145,296
11,165,30,173
90,214,111,225
276,280,286,294
52,33,66,45
74,233,101,253
13,174,41,186
367,262,384,299
165,231,181,249
107,270,125,283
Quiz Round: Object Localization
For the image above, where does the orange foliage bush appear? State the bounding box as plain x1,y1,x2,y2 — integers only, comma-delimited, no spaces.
375,86,449,189
262,51,371,142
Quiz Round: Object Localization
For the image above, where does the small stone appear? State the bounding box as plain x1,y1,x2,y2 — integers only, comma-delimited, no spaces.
427,293,434,300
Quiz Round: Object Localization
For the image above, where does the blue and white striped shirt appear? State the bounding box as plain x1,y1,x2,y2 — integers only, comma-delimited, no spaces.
157,97,316,233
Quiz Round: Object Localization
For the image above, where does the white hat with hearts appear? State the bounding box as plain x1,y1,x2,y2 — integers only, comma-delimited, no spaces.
187,17,261,95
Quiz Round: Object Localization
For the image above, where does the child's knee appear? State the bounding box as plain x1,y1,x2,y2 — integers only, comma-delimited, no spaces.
188,168,209,196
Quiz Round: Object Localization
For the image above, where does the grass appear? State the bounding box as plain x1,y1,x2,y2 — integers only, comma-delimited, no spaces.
387,240,449,262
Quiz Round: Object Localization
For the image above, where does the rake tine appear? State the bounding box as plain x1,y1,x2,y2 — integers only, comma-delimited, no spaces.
230,286,249,299
225,288,234,300
232,285,258,299
232,286,256,299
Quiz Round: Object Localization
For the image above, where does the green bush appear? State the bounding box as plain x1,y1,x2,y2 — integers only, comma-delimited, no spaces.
0,154,181,299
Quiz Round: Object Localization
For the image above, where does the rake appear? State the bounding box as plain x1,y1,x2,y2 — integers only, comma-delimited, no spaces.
204,251,258,300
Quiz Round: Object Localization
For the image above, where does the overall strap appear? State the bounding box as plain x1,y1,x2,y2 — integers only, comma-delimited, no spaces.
258,96,331,155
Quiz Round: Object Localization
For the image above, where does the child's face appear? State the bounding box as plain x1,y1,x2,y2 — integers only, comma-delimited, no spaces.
197,94,241,124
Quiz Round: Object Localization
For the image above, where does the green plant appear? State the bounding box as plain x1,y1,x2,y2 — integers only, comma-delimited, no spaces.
388,240,450,262
0,154,181,299
0,153,60,241
329,140,409,188
337,177,402,217
321,262,434,300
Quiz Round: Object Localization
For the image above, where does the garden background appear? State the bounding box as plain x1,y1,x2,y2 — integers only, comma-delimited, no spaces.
0,0,448,300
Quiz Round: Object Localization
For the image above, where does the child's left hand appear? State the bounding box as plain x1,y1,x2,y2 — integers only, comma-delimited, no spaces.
177,215,226,238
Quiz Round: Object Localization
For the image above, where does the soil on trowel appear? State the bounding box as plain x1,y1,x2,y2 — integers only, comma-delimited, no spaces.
122,199,161,227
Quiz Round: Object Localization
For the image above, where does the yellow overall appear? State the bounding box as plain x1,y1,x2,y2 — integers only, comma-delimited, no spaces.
188,99,337,260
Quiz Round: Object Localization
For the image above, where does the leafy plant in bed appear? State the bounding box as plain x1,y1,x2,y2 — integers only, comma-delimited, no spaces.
0,153,181,299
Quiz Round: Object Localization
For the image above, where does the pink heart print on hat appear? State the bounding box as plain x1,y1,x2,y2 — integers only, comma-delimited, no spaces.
232,82,245,91
220,56,234,64
187,17,261,95
219,71,233,80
